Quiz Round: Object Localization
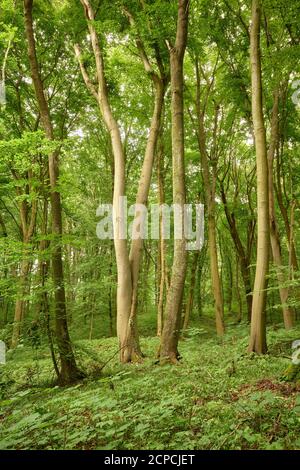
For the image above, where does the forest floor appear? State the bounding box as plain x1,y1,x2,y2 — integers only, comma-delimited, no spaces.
0,324,300,450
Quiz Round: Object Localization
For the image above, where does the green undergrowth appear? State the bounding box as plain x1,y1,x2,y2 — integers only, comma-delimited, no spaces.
0,324,299,450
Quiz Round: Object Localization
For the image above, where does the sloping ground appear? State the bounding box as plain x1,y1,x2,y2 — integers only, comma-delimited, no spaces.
0,324,299,450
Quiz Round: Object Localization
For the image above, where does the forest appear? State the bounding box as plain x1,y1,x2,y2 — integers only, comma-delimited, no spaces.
0,0,300,453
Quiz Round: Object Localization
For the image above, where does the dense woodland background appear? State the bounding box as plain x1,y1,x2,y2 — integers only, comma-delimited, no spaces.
0,0,300,451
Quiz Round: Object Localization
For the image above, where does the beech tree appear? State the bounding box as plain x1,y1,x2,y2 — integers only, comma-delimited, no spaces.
160,0,189,364
75,0,168,362
23,0,81,384
248,0,269,354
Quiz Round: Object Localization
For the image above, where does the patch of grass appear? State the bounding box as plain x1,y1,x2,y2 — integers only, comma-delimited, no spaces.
0,324,299,450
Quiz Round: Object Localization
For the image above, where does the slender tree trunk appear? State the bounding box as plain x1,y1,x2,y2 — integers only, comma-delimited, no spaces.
24,0,80,384
275,150,298,272
156,142,167,337
207,212,225,335
108,242,114,337
11,258,31,348
220,184,253,322
241,260,253,322
126,80,166,359
0,215,9,326
268,90,294,329
36,197,60,379
197,242,207,318
235,255,243,322
288,201,297,278
35,198,49,319
11,196,37,348
248,0,269,354
195,63,225,336
183,252,199,330
75,3,132,361
2,301,8,326
197,120,224,335
89,309,94,340
226,254,233,314
76,0,167,362
160,0,189,364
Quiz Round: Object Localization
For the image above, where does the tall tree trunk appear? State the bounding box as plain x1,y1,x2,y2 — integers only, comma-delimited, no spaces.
197,242,207,318
76,0,167,362
0,215,9,326
35,198,49,320
248,0,269,354
235,254,243,322
156,143,167,337
275,147,298,272
196,100,224,335
24,0,80,384
108,241,114,337
225,254,233,314
183,252,199,330
126,80,166,359
160,0,189,364
75,3,132,361
288,201,297,279
207,212,224,335
220,184,253,322
11,191,37,348
11,258,31,348
36,197,60,379
268,90,294,329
